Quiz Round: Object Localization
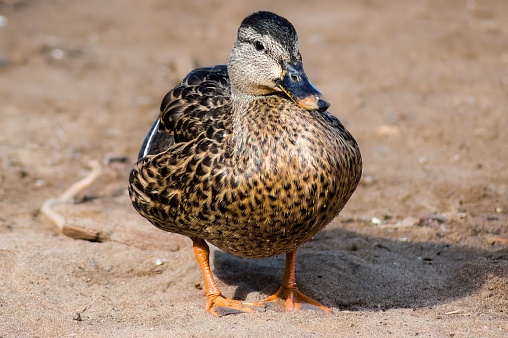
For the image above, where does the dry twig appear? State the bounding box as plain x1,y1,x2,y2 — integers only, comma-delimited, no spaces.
40,161,108,241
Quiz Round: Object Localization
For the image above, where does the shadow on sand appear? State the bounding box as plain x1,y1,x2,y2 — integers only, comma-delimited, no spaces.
213,227,507,310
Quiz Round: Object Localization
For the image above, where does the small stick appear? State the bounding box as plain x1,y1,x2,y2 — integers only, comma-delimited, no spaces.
41,161,102,232
445,310,463,315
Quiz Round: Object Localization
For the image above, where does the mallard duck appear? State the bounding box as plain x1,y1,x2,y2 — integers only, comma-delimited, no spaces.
129,11,362,316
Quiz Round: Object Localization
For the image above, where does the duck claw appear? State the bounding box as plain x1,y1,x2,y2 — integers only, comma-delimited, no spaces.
207,295,256,317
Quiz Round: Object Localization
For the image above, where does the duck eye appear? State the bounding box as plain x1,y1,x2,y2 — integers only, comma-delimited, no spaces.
254,41,265,51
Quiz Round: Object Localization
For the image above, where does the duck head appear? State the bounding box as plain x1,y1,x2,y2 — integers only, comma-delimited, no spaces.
228,11,330,112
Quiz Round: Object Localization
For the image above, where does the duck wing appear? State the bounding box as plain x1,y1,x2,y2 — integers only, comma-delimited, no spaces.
138,64,231,159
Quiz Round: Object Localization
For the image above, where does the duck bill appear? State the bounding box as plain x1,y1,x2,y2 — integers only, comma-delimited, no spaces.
277,62,330,112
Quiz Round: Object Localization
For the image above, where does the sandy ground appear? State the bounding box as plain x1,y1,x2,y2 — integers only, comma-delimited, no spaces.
1,0,507,337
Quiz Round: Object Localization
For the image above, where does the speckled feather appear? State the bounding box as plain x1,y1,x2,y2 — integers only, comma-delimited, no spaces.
129,64,361,258
129,11,362,259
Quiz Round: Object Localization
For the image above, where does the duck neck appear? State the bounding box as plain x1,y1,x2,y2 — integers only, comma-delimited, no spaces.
229,93,286,161
230,93,260,144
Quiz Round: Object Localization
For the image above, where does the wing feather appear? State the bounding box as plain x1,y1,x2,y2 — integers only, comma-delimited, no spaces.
138,65,231,159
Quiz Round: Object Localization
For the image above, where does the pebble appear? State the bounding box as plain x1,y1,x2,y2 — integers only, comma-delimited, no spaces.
154,258,165,266
51,48,65,60
361,175,373,185
419,214,448,228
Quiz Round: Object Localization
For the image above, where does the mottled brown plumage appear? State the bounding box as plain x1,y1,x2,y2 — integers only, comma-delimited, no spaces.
129,11,362,316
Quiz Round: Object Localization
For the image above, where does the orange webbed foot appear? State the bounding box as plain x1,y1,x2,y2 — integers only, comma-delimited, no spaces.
256,249,331,313
258,286,331,313
206,294,257,317
193,238,259,317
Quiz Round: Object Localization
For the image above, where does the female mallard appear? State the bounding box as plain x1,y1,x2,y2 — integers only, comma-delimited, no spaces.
129,11,362,316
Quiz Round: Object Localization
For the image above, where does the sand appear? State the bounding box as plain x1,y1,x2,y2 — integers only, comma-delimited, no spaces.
0,0,507,337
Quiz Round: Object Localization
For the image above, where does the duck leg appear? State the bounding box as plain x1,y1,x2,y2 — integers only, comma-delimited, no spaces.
192,238,256,316
259,249,331,312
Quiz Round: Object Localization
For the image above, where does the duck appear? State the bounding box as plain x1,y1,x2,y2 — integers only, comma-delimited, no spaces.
129,11,362,316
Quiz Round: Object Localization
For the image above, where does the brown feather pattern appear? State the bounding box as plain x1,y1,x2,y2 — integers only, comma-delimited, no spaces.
129,63,362,258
